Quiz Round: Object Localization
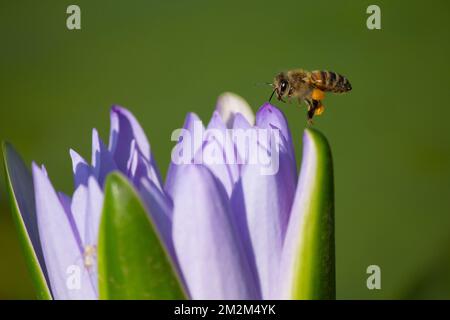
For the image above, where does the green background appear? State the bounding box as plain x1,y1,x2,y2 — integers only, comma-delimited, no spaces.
1,0,450,299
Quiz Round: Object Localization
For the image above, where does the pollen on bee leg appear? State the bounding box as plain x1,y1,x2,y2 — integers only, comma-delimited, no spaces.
312,89,325,101
315,104,325,115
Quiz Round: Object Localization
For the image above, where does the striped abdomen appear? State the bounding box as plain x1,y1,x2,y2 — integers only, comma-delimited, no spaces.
310,70,352,93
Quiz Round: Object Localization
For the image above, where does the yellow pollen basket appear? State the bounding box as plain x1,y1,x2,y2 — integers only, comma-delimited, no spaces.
315,104,325,115
312,89,325,101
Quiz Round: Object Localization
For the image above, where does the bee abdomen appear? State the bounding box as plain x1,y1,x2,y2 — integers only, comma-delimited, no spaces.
310,70,352,93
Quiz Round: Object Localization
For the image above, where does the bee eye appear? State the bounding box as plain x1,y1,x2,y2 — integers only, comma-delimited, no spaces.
280,80,288,93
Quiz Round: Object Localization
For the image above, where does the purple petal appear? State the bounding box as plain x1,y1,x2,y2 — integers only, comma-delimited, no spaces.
236,131,297,299
207,110,227,131
70,177,103,294
70,177,103,246
108,106,163,188
230,113,254,171
70,149,93,189
91,128,117,187
215,92,255,128
127,139,163,191
58,192,72,217
165,112,204,196
56,192,83,249
232,112,252,130
40,164,48,176
70,186,87,245
256,103,296,165
109,106,150,162
33,164,96,299
194,112,239,196
172,165,261,299
138,178,174,256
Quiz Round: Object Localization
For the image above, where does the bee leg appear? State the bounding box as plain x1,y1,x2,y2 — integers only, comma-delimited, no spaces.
305,99,315,124
314,101,325,115
307,108,315,124
277,95,286,103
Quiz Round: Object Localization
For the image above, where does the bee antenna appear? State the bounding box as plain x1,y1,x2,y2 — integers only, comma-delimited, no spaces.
269,89,276,102
255,82,274,87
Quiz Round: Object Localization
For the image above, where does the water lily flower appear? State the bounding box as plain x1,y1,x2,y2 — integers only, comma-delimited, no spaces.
3,93,335,300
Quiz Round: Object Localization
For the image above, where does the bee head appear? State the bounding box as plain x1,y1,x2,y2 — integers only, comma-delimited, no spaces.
270,73,289,102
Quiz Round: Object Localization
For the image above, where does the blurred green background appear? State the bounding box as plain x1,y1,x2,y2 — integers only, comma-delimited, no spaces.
1,0,450,299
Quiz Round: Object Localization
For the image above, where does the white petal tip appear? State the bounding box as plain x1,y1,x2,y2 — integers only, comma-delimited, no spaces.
216,92,255,127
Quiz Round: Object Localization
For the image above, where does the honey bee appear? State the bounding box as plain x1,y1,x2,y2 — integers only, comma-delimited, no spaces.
269,69,352,124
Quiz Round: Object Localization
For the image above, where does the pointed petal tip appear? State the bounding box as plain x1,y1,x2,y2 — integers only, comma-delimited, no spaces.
31,161,41,176
262,101,275,108
69,149,88,172
216,92,255,127
110,105,134,123
2,140,11,153
256,102,295,161
92,127,99,138
183,112,202,129
69,149,94,188
303,128,332,154
256,103,290,133
185,111,200,121
2,141,20,166
304,127,323,139
69,148,85,162
110,104,125,113
110,105,140,121
108,104,152,163
110,105,136,123
207,110,226,130
31,162,53,190
232,112,252,129
257,102,283,117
